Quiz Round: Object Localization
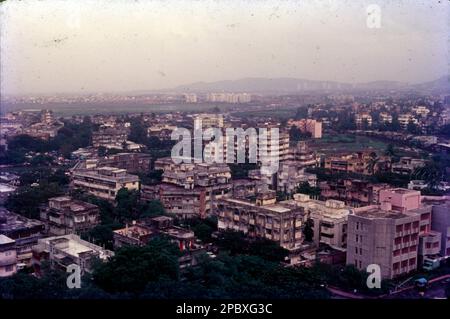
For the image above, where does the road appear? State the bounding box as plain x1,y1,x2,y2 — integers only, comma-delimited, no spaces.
328,274,450,299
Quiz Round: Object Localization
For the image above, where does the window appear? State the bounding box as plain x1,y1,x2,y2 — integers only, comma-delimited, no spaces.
356,222,359,230
355,247,358,254
5,265,13,272
356,235,359,243
359,248,362,255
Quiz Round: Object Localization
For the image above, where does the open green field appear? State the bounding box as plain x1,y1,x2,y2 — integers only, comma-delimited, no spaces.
308,133,389,155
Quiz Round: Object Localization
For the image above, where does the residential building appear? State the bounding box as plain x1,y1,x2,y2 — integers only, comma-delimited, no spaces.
184,93,198,103
277,161,317,195
391,157,426,175
113,222,156,248
287,119,322,138
92,128,128,149
217,189,306,261
428,198,450,257
0,209,44,266
40,196,100,236
412,106,430,117
148,123,178,140
398,113,418,129
324,151,391,175
21,121,64,140
0,235,17,277
97,152,152,174
379,112,393,123
113,216,203,268
355,113,373,127
32,234,114,275
72,166,140,201
287,141,320,168
206,93,251,104
194,113,224,129
283,194,351,250
319,179,390,207
347,203,421,279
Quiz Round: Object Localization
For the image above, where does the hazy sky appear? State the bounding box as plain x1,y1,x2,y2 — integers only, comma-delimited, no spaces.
1,0,449,95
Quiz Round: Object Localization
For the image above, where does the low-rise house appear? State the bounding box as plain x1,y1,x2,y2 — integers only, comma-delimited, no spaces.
113,216,203,268
32,234,114,275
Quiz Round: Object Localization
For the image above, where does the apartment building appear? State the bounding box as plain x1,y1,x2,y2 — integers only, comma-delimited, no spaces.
412,106,430,117
379,112,393,123
319,179,390,207
194,113,224,129
217,190,306,255
184,93,198,103
0,209,44,266
347,203,421,279
206,93,251,104
287,141,320,168
97,152,152,174
391,157,426,175
428,199,450,257
231,178,265,199
72,166,140,201
287,119,322,138
277,161,317,195
147,123,178,140
0,235,17,277
40,196,100,236
282,194,351,250
146,158,232,218
32,234,114,275
155,158,231,189
355,113,373,127
92,128,128,149
347,188,443,278
324,151,391,175
21,121,64,140
398,113,418,129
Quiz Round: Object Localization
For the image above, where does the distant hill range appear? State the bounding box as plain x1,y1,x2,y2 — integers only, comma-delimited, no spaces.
168,76,450,94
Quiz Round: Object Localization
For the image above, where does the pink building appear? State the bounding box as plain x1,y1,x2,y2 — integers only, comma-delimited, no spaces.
289,119,322,138
379,188,421,212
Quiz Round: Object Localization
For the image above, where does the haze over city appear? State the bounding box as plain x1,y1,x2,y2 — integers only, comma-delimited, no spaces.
1,0,449,95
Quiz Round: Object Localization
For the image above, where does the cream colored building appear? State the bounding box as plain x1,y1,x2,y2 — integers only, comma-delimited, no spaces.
281,194,351,250
72,166,139,201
